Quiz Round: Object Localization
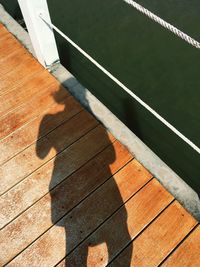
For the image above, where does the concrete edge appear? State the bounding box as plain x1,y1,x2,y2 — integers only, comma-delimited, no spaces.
1,4,199,221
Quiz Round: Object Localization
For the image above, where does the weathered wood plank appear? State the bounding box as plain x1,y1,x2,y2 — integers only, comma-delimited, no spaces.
0,26,38,78
162,225,200,267
0,23,8,38
61,178,173,267
0,23,22,44
110,201,197,267
1,23,198,267
0,31,23,59
0,48,38,80
0,115,98,227
6,160,152,267
0,110,98,201
0,70,61,117
0,140,133,265
0,96,82,165
0,82,68,139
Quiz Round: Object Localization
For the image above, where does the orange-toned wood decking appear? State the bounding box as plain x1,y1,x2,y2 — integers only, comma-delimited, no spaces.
0,24,199,267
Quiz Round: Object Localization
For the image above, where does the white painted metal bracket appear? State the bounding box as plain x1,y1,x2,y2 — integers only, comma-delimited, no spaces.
18,0,59,68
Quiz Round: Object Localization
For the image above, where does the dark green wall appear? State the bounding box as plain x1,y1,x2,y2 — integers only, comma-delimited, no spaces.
0,0,22,19
2,0,200,193
48,0,200,193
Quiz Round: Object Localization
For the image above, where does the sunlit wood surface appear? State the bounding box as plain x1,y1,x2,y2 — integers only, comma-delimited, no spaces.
0,23,199,267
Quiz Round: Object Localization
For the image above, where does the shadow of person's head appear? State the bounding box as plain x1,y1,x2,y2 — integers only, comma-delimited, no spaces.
51,89,63,104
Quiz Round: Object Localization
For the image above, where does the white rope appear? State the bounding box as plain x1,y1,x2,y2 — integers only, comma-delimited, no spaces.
123,0,200,49
39,14,200,154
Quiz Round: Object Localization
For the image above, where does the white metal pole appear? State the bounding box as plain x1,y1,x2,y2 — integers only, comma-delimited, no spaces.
18,0,59,68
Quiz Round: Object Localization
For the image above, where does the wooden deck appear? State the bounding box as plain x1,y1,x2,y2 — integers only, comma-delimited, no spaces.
0,23,200,267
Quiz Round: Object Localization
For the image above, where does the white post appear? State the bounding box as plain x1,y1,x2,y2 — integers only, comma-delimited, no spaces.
18,0,59,68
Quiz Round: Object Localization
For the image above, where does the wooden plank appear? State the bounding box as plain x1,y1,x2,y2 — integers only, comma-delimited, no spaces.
5,160,152,267
0,26,38,77
0,31,23,59
0,24,22,42
0,34,30,59
0,48,38,76
0,23,8,38
0,140,133,265
0,53,45,94
0,38,62,101
162,225,200,267
0,110,98,199
110,201,197,267
0,112,98,228
0,70,61,117
61,178,173,267
0,96,82,165
0,82,68,139
0,44,60,101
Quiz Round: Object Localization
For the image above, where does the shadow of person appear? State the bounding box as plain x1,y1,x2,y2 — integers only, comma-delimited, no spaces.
36,84,132,266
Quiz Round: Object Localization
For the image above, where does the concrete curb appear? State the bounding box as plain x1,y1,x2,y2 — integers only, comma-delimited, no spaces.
1,4,199,220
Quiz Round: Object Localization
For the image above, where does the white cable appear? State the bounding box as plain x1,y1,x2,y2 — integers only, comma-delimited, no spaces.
123,0,200,49
39,14,200,154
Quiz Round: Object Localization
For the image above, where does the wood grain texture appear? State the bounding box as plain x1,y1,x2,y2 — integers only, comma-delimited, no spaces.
0,140,133,265
0,110,94,195
0,24,9,39
1,24,199,267
110,201,197,267
0,81,68,139
0,27,70,141
0,70,61,117
0,30,23,59
0,96,82,165
0,49,39,81
60,178,173,267
162,225,200,267
6,160,152,267
0,25,46,98
0,31,28,58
